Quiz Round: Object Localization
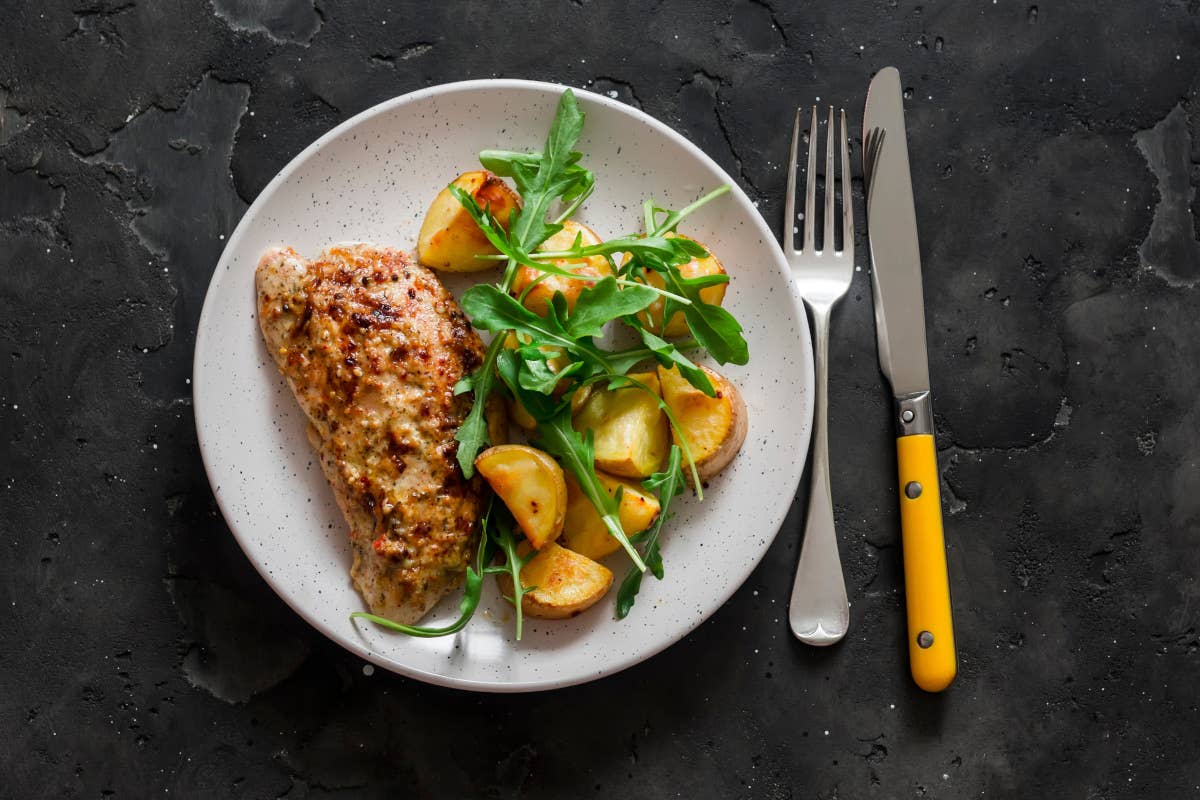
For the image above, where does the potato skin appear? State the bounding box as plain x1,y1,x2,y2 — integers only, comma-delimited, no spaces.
475,445,567,549
637,233,727,337
497,541,614,619
418,170,520,272
658,364,748,482
510,220,611,316
560,471,661,560
572,372,669,478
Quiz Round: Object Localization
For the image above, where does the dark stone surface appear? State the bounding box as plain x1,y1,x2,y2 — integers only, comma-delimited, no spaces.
2,1,1199,797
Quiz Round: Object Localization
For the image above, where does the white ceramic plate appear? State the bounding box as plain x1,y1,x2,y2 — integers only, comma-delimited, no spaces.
194,79,813,692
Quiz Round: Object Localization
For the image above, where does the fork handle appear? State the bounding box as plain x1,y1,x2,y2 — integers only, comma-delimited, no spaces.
788,306,849,645
896,432,957,691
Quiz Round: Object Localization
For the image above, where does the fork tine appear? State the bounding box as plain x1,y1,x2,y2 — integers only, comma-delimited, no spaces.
823,106,835,254
840,108,854,260
783,108,801,253
803,106,818,253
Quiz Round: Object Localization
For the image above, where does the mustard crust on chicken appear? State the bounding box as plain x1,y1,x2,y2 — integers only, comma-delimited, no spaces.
256,243,489,624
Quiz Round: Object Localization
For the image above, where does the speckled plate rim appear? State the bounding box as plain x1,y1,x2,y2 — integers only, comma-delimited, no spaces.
194,78,813,692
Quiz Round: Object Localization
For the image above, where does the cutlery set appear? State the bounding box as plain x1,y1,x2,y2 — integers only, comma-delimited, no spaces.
786,67,957,693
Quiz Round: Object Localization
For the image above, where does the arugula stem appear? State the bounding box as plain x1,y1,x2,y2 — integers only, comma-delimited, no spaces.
538,416,646,572
616,446,684,618
614,279,689,304
651,185,732,236
517,272,554,304
350,610,472,637
489,514,533,640
642,197,656,233
604,338,701,363
555,184,595,224
498,255,694,305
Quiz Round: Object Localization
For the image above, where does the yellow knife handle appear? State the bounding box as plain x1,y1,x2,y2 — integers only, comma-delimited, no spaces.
896,433,957,692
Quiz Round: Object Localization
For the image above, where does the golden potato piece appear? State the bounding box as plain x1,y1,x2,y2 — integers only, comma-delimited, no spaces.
560,471,661,560
418,170,520,272
497,541,613,619
475,445,567,549
637,233,727,337
572,372,669,478
510,220,612,316
658,364,748,482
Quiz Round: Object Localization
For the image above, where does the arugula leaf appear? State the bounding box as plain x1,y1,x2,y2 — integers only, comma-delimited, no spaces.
495,348,563,420
453,334,505,476
453,91,593,475
479,149,595,203
504,91,589,255
463,282,655,377
351,498,497,636
616,446,684,618
516,347,583,395
656,266,749,365
633,326,715,396
565,277,658,338
681,303,749,365
464,284,587,354
649,185,732,236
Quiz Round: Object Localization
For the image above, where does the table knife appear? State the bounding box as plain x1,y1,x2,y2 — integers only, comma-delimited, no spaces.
863,67,957,693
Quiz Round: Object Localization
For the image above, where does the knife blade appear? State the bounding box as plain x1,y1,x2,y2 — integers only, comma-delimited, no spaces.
864,66,957,693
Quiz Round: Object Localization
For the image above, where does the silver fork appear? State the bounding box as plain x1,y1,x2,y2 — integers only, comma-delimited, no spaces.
786,106,853,646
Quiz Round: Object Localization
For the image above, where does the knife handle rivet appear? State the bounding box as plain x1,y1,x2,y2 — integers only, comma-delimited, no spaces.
901,409,915,423
904,481,922,499
917,630,934,649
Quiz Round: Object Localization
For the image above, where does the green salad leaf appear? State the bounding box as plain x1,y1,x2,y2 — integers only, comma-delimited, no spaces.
454,90,595,476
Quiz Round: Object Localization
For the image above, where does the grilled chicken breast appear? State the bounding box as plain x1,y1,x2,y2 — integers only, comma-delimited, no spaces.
256,243,491,624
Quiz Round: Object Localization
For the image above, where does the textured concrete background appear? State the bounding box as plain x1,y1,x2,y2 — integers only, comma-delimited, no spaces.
2,1,1199,797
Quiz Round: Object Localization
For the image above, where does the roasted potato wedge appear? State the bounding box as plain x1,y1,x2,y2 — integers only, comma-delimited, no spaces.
560,471,662,560
510,220,612,315
637,233,727,337
475,445,567,549
658,364,748,482
572,372,669,478
418,170,520,272
497,541,613,619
